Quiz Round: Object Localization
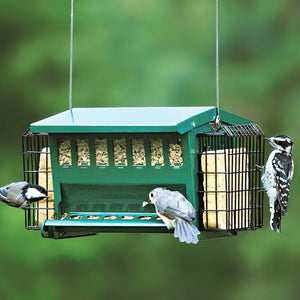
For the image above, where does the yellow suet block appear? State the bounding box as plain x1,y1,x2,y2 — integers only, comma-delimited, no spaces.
201,148,249,230
37,147,55,226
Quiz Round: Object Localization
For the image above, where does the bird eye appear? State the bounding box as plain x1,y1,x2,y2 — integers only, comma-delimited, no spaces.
150,193,154,199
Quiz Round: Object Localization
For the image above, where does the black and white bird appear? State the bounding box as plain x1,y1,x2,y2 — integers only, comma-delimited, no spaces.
143,188,200,244
261,135,294,232
0,182,48,209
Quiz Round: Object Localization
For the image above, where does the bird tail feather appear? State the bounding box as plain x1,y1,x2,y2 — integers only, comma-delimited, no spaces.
270,202,282,233
174,218,200,244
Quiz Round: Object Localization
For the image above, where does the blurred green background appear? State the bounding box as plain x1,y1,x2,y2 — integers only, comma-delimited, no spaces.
0,0,299,299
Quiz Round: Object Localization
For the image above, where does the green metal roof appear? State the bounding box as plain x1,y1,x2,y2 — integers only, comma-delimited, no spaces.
30,107,252,134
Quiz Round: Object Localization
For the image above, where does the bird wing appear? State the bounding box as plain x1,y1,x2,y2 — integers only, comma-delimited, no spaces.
273,153,293,213
155,193,195,221
172,191,196,220
163,206,191,220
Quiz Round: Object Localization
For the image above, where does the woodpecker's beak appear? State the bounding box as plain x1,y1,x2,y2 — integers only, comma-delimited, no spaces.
264,137,275,147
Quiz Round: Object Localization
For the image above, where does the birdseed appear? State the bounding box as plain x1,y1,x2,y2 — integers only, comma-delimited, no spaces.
150,139,164,166
168,142,183,166
58,139,72,165
113,138,127,165
76,139,90,166
131,139,146,166
95,138,109,166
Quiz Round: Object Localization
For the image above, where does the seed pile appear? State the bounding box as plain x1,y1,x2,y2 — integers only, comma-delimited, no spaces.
150,139,164,166
132,139,146,165
86,215,100,220
76,139,90,165
104,215,118,220
169,142,183,166
95,139,109,166
58,139,72,165
113,138,127,165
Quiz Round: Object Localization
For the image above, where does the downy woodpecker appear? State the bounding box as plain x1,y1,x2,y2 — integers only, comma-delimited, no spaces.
261,135,294,232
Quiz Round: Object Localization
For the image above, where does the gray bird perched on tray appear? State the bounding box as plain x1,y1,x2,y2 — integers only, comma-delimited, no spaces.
0,182,48,209
143,187,200,244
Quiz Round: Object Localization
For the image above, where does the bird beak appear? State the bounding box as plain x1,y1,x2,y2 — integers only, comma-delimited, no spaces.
142,201,149,207
264,137,275,147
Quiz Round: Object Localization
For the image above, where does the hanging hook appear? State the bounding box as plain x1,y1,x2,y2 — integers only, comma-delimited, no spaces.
211,114,222,131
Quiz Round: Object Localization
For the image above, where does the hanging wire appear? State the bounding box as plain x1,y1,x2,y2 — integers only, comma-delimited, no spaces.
216,0,220,116
210,0,221,131
69,0,74,118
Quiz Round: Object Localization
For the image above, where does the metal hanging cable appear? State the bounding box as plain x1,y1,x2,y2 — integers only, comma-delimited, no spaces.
69,0,74,112
216,0,220,116
212,0,221,131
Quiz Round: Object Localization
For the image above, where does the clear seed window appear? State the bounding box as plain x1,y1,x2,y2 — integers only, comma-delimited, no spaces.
58,139,72,165
76,139,90,166
150,139,164,166
131,139,146,166
95,139,109,166
113,138,128,166
169,140,183,166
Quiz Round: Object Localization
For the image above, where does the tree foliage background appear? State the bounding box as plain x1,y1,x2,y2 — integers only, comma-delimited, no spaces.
0,0,299,299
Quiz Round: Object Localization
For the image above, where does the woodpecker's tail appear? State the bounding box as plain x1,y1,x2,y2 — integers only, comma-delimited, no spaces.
174,218,200,244
270,202,283,232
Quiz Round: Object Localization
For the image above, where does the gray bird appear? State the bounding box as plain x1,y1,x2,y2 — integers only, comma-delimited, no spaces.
0,182,48,209
143,187,200,244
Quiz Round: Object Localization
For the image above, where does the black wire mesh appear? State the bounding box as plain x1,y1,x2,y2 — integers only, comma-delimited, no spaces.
198,123,265,232
22,130,54,230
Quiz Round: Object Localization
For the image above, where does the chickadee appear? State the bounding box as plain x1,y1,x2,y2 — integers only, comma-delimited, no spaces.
0,182,48,209
143,188,200,244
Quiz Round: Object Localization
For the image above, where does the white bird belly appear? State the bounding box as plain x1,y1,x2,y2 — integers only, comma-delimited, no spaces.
261,151,278,206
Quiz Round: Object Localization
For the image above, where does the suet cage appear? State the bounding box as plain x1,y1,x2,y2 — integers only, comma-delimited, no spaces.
22,107,265,239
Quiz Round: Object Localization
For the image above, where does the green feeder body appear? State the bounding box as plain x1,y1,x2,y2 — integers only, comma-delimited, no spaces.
23,107,265,239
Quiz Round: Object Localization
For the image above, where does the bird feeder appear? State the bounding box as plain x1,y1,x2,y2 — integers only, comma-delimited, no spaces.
22,106,265,239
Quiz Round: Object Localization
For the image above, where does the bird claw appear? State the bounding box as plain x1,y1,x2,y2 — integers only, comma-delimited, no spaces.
256,164,264,171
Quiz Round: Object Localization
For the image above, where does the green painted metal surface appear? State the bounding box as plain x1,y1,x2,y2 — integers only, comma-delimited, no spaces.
30,107,252,134
40,212,237,239
30,106,258,239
